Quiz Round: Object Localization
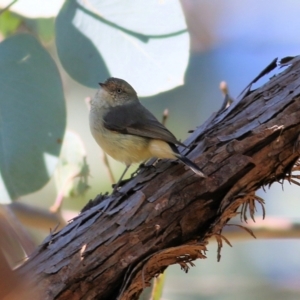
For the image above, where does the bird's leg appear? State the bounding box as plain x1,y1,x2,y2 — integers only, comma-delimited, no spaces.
129,161,157,178
112,164,130,194
140,159,158,171
139,162,156,172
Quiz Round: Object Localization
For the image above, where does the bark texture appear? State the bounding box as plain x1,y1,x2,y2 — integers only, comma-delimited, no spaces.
20,56,300,299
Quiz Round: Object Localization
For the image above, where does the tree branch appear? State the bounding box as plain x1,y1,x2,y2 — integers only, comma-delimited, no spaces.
19,56,300,299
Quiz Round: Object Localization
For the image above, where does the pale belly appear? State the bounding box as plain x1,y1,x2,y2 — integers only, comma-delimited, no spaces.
89,107,176,165
90,123,152,165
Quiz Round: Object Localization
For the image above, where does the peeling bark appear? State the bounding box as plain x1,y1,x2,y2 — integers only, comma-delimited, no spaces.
19,56,300,299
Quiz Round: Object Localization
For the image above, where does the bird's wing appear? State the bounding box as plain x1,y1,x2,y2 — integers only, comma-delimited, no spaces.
103,102,186,147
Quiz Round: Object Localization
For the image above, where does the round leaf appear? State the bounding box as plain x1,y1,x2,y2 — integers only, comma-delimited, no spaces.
54,131,89,198
56,0,189,96
0,34,66,202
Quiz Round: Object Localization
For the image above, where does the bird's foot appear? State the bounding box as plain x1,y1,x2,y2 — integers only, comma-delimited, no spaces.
138,163,156,172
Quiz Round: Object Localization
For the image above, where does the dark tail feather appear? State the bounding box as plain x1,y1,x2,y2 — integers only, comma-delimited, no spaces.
177,155,206,178
168,143,206,178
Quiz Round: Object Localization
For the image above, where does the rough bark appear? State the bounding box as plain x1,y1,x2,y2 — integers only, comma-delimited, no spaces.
19,56,300,299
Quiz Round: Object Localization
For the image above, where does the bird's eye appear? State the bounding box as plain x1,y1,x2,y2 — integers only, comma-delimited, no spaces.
116,88,122,93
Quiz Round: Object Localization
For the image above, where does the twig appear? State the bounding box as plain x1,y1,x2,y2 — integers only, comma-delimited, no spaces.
50,171,79,213
161,108,169,126
219,81,234,110
221,217,300,240
0,0,17,15
102,152,115,184
10,202,67,231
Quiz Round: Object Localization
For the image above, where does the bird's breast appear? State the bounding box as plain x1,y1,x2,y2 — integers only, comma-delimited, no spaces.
89,109,151,165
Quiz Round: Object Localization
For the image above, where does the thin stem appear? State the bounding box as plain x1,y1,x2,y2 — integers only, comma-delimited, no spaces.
0,0,18,15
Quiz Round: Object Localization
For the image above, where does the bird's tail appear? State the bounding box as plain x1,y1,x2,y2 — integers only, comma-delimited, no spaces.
168,143,206,178
177,154,206,178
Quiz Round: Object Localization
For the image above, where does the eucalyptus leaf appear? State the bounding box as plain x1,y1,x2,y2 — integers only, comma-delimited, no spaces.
0,34,66,202
25,18,55,43
0,10,21,37
56,0,189,96
54,131,90,199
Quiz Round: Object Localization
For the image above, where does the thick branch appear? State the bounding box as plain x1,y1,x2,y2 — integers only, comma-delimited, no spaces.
20,57,300,299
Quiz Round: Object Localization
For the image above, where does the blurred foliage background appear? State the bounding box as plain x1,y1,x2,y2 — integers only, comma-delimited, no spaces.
1,1,300,299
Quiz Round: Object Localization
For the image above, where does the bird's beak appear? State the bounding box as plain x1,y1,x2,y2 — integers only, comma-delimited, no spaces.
99,82,108,91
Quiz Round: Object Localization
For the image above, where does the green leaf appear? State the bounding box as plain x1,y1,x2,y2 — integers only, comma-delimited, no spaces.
54,131,90,199
0,34,66,202
25,18,55,43
56,0,189,96
0,10,22,37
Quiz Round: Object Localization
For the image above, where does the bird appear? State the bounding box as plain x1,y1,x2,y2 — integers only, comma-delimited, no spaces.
89,77,206,192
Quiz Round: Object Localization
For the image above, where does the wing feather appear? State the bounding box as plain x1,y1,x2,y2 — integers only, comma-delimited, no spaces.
103,102,185,147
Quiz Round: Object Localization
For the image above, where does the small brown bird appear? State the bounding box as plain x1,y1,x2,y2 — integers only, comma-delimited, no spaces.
89,77,206,192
